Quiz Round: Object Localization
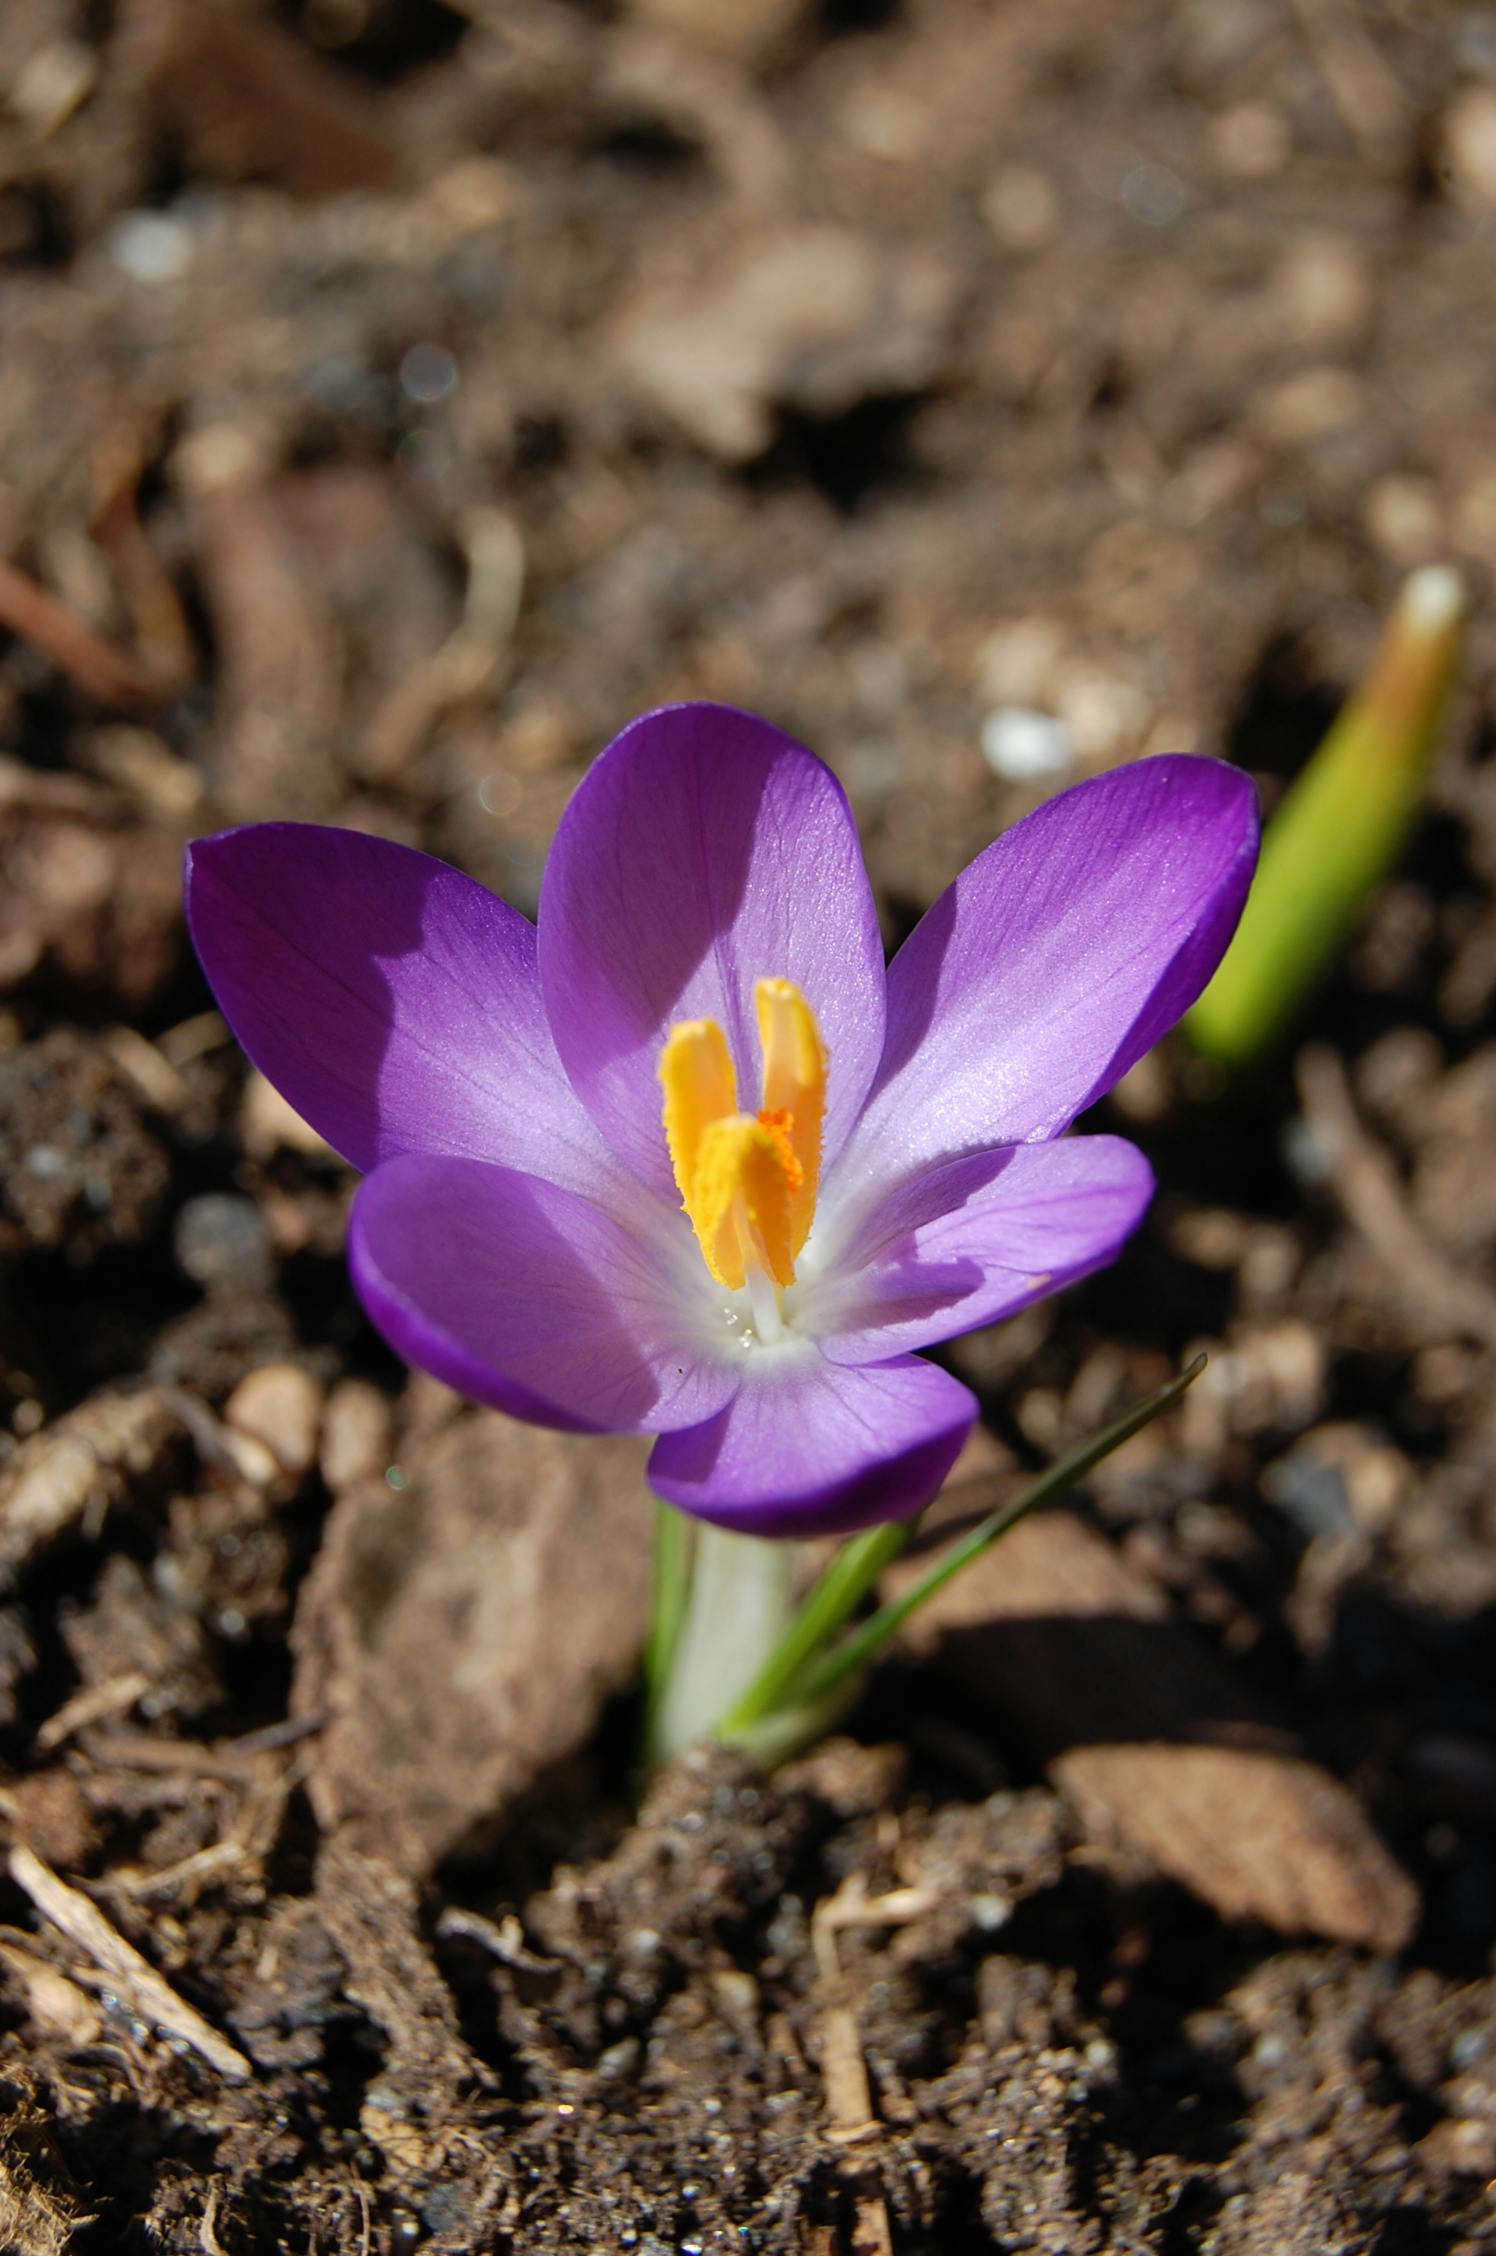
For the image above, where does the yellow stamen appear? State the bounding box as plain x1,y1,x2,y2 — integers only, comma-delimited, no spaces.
657,979,829,1300
693,1115,798,1291
755,977,825,1254
659,1018,738,1243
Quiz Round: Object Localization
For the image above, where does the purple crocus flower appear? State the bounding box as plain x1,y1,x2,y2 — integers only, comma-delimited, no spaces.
185,705,1256,1538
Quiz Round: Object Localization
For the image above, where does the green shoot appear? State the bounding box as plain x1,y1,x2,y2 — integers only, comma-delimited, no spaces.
1188,566,1467,1068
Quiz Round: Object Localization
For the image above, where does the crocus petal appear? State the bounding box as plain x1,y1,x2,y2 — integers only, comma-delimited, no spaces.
837,757,1258,1196
349,1154,740,1435
186,823,619,1199
647,1351,976,1538
799,1135,1154,1362
539,704,887,1197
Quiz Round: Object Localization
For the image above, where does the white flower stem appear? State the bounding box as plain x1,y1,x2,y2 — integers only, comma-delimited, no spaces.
647,1513,797,1767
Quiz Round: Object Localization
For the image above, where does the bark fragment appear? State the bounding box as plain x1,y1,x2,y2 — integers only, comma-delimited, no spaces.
892,1499,1419,1950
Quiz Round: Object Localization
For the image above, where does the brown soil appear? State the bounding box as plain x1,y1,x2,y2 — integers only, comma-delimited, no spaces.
1,2,1495,2249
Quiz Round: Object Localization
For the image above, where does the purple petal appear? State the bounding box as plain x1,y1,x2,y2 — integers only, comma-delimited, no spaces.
647,1351,975,1538
839,757,1258,1191
349,1154,740,1434
539,704,886,1196
800,1135,1153,1362
186,823,618,1198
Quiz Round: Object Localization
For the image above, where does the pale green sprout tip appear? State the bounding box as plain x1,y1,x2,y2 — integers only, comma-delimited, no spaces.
1188,566,1468,1069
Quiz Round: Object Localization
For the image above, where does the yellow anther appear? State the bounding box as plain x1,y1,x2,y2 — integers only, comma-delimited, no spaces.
753,1108,803,1194
658,979,828,1300
659,1018,738,1242
693,1115,798,1292
755,977,826,1254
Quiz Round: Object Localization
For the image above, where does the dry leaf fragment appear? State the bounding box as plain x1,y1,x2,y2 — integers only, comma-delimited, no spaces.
292,1410,654,1870
893,1502,1418,1950
621,227,958,459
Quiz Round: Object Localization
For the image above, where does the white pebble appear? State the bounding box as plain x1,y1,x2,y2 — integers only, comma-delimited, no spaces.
109,211,193,285
980,706,1074,783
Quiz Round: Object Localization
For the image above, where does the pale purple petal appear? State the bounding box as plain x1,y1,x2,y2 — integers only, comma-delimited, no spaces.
647,1351,975,1538
800,1135,1153,1362
348,1154,740,1434
186,824,620,1200
539,704,887,1196
837,757,1258,1193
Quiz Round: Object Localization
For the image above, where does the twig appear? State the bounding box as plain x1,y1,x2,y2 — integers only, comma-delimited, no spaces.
811,1902,878,2149
200,2183,229,2256
359,509,524,778
8,1843,252,2081
89,415,196,700
105,1841,249,1903
808,1875,940,2256
1287,0,1406,165
86,1713,324,1780
36,1671,150,1753
1296,1044,1496,1350
0,555,162,711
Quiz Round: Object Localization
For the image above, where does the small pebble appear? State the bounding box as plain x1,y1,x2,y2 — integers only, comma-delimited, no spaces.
1273,235,1373,350
225,1364,324,1479
1252,366,1365,448
1057,672,1151,760
173,1194,275,1291
1210,101,1291,179
980,706,1073,783
982,166,1060,253
978,616,1066,705
1262,1452,1354,1540
399,342,458,405
1121,162,1187,227
1419,2116,1496,2177
320,1379,394,1492
1363,474,1444,565
11,39,96,135
1441,85,1496,214
109,210,193,285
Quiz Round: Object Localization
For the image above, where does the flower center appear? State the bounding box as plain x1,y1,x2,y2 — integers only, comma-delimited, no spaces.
658,978,827,1312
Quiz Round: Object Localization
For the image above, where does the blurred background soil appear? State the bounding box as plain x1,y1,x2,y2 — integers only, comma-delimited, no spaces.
1,1,1496,2249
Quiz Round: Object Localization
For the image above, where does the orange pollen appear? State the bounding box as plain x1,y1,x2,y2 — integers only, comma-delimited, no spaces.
754,1109,804,1193
657,979,828,1295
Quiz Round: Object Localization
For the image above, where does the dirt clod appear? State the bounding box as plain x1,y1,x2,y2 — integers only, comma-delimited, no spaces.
0,1030,169,1259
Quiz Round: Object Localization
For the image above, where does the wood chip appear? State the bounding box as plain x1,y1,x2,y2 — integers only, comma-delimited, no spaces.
0,1391,181,1577
0,1940,105,2049
620,226,958,458
35,1670,150,1752
891,1503,1419,1951
146,2,401,200
8,1844,252,2081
